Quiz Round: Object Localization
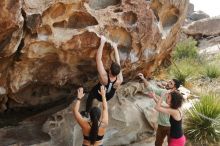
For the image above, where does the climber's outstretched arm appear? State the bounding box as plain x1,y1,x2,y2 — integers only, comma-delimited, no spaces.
112,43,123,85
96,36,108,84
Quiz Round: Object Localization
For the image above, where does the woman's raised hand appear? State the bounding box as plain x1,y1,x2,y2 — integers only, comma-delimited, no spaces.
112,42,118,49
98,85,106,97
100,35,107,44
77,87,85,99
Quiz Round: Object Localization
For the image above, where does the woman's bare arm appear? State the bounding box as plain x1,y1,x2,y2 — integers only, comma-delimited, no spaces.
98,85,108,126
112,43,123,85
147,92,169,107
154,96,176,116
73,88,86,128
96,36,108,84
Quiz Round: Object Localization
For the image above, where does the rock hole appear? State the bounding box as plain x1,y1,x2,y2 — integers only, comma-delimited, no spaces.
67,12,98,29
26,14,42,34
150,1,179,38
49,123,56,128
114,8,123,13
122,11,137,25
159,6,179,39
112,18,118,23
161,6,179,28
105,26,132,49
38,25,52,36
89,0,121,10
162,15,178,28
105,26,132,61
50,2,66,19
53,20,68,28
56,115,63,121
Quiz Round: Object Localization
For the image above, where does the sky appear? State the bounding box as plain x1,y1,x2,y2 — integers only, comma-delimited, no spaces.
190,0,220,17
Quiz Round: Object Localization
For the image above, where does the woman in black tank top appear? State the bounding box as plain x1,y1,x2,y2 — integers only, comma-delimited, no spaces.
153,91,186,146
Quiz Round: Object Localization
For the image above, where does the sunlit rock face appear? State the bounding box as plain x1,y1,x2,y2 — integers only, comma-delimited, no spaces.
0,0,188,111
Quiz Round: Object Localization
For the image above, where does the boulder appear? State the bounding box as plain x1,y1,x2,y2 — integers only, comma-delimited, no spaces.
198,36,220,55
183,16,220,36
0,0,188,120
182,16,220,55
189,10,210,21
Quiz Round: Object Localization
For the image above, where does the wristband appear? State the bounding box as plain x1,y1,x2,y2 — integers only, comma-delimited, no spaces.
76,97,81,101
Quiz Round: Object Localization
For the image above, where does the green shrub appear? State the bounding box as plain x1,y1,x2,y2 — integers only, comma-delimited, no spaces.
184,94,220,145
169,58,202,85
170,69,189,85
173,38,198,60
204,64,220,79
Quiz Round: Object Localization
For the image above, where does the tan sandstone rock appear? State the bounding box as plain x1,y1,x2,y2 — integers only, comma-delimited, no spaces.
0,0,188,112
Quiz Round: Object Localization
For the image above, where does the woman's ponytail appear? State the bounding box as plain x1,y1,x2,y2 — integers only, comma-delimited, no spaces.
90,116,99,144
89,107,101,144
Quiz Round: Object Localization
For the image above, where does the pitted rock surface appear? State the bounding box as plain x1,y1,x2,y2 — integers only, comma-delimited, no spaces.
0,0,188,112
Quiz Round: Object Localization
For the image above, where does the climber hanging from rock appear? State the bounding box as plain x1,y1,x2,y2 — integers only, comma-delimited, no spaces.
81,35,123,117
